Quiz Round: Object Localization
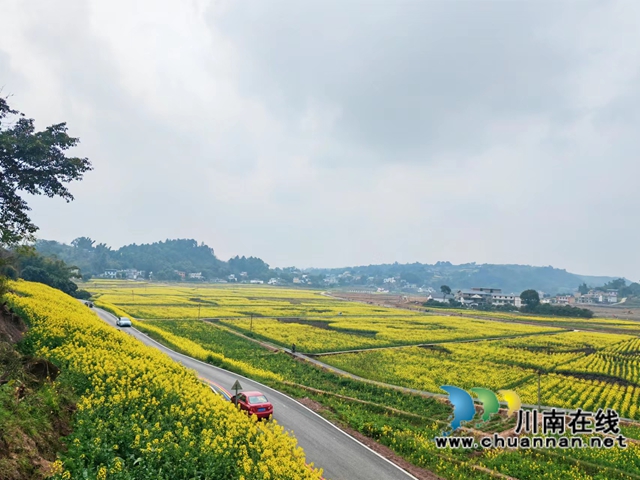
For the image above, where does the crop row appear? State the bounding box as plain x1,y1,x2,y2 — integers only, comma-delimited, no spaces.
323,331,640,420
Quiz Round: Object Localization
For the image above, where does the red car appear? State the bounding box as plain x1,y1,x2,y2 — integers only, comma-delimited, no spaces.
230,391,273,420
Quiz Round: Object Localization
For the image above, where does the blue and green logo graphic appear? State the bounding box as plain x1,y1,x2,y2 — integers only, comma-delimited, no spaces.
440,385,521,435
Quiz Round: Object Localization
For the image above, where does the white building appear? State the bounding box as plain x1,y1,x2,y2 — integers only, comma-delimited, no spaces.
103,269,118,278
491,293,522,308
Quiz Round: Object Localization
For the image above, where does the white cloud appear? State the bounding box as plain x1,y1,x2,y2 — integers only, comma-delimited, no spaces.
1,0,638,279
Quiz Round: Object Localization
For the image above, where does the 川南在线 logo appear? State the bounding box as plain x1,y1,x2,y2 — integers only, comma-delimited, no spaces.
439,386,521,436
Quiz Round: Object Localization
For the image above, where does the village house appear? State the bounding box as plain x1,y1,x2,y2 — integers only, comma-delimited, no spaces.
103,269,118,279
491,293,522,308
555,294,575,305
455,288,493,306
129,269,145,280
576,289,618,304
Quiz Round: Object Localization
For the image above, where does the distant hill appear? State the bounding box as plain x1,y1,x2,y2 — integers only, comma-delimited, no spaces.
35,237,626,294
308,262,623,295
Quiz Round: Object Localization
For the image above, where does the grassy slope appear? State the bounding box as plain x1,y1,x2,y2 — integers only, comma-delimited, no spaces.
0,306,76,480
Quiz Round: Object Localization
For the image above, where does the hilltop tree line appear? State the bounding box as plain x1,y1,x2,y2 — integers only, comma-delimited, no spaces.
35,238,273,282
308,262,621,295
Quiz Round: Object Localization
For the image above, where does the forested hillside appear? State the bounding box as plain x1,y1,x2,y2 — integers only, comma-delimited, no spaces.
34,237,626,294
36,238,270,281
308,262,621,294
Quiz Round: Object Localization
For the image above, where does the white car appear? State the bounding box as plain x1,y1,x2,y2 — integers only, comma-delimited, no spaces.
116,317,132,327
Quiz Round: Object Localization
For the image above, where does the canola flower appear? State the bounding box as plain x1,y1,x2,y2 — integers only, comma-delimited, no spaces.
134,321,284,382
85,282,640,479
88,281,559,353
87,281,640,419
323,333,640,420
6,281,322,480
86,281,422,320
218,316,559,353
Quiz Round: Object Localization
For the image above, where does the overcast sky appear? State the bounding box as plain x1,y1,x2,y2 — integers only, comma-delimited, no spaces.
1,0,638,279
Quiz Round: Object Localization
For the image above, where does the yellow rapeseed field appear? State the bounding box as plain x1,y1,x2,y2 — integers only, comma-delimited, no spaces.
219,316,561,353
85,281,640,420
324,331,640,420
7,281,322,480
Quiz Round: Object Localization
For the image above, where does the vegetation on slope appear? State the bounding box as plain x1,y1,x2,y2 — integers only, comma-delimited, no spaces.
0,301,77,480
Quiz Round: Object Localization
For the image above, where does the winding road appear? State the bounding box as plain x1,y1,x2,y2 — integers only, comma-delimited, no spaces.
94,308,417,480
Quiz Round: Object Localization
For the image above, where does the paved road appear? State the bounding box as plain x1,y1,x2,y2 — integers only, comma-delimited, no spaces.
94,308,416,480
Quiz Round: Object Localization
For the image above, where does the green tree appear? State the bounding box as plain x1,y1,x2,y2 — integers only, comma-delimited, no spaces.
71,236,95,250
520,289,540,310
0,96,92,245
440,285,452,298
578,282,589,295
15,247,82,296
603,278,626,290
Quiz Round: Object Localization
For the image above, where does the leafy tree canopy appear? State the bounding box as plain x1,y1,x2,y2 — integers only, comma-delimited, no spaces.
520,289,540,309
0,96,92,245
